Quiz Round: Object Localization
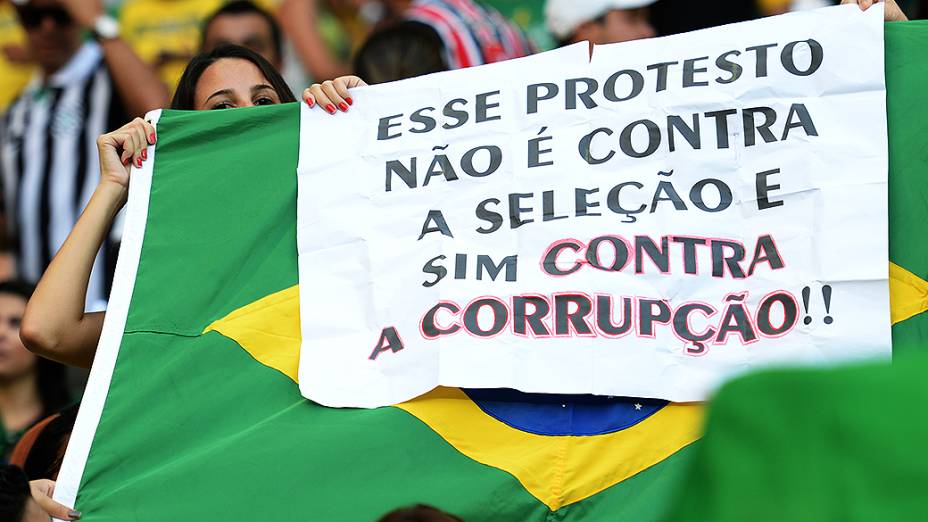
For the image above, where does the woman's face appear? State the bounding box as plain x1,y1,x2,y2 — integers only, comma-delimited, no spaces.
0,293,36,383
193,58,282,111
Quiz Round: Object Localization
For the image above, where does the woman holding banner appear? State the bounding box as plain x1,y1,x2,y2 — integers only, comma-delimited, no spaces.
14,42,361,520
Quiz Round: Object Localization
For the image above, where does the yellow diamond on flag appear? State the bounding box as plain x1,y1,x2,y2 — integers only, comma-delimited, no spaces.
205,285,702,510
889,262,928,325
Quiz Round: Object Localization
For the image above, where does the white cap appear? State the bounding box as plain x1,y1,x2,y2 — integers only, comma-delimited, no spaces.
545,0,658,40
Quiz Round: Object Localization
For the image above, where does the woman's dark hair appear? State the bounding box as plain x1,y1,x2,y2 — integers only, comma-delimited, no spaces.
0,464,30,522
0,281,69,417
170,44,296,110
353,21,449,85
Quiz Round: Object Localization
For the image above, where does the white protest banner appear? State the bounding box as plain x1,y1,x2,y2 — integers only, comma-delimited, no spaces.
296,5,890,408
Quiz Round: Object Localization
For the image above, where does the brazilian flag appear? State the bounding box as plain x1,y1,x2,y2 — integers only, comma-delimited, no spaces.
57,22,923,521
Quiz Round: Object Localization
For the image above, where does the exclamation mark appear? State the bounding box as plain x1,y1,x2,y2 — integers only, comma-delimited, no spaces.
802,286,812,325
822,285,833,325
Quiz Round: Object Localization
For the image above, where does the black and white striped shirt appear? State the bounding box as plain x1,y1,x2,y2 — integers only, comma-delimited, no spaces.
1,43,126,310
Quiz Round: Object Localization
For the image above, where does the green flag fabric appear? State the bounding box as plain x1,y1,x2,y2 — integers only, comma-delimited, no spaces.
55,22,925,521
669,20,928,522
884,20,928,355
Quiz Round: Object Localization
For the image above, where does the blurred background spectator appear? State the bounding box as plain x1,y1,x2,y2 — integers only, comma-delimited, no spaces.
118,0,227,90
354,20,447,83
278,0,534,83
0,281,69,463
546,0,657,47
202,1,283,68
0,2,32,113
200,0,310,91
3,0,924,106
0,0,167,425
1,0,166,312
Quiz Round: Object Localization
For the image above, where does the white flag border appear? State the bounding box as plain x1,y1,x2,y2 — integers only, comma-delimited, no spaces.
52,109,163,515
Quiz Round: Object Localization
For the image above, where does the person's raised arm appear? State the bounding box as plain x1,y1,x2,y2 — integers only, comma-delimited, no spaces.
277,0,351,82
58,0,168,117
20,118,155,368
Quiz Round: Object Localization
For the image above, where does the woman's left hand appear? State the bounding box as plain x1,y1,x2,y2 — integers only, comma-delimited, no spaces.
94,117,157,208
302,76,368,114
30,479,81,520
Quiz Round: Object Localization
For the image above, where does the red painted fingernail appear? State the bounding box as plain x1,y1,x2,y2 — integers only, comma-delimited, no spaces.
141,149,147,160
136,158,142,167
338,102,348,112
123,157,130,166
149,133,156,143
325,104,336,114
345,97,353,106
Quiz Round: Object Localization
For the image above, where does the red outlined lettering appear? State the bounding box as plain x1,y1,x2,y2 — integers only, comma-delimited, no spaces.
553,292,597,338
462,295,510,339
540,238,585,277
511,293,553,338
755,290,799,338
420,300,462,340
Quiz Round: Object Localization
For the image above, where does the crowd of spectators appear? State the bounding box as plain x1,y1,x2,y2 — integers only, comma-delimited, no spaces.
0,0,922,520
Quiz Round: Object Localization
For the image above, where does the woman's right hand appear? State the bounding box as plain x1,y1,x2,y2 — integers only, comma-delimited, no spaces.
302,75,367,114
95,117,157,195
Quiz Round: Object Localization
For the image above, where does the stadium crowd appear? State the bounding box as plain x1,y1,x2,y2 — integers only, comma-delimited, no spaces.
0,0,918,520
